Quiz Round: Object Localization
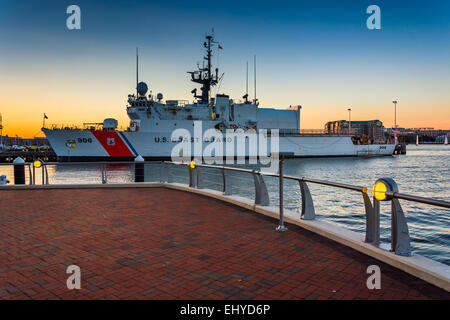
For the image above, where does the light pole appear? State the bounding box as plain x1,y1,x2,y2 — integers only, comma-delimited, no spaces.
347,108,352,134
392,100,398,129
276,152,295,232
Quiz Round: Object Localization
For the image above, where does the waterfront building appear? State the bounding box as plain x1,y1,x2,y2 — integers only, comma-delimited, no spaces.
0,135,49,147
325,120,385,143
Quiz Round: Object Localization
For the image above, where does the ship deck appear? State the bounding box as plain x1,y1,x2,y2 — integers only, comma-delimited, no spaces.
0,187,448,300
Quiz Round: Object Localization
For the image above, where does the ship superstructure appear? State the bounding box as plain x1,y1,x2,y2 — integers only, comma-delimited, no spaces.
43,33,395,161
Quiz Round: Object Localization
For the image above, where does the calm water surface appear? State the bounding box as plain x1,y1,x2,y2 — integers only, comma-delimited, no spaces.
1,145,449,264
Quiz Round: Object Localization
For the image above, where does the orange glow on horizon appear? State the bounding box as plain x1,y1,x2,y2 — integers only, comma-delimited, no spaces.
1,101,448,139
1,68,449,138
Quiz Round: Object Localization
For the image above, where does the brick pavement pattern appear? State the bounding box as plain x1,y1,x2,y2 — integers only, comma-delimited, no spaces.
0,188,448,300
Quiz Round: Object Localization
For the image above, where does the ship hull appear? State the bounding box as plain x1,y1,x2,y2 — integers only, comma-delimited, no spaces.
43,128,396,161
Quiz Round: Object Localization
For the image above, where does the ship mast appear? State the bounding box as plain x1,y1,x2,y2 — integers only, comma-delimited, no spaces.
188,32,219,104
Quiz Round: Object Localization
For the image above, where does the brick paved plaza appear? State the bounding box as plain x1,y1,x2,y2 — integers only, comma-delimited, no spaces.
0,188,448,299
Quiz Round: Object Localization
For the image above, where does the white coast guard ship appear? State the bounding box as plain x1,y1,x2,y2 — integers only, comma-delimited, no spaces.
43,33,395,162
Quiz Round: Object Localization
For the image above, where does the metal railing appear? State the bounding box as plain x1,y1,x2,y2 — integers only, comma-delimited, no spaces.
1,159,449,258
164,161,449,257
0,162,34,185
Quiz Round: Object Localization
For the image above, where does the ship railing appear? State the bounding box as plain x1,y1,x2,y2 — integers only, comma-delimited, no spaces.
276,129,354,136
47,124,85,130
1,159,449,258
45,124,128,131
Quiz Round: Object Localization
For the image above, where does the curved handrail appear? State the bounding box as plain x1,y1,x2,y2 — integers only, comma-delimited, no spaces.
386,191,450,209
2,160,448,259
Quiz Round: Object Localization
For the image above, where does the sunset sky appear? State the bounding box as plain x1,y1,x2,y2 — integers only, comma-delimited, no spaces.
0,0,449,138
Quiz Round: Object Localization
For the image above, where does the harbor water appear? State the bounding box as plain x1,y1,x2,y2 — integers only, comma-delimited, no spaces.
1,145,449,265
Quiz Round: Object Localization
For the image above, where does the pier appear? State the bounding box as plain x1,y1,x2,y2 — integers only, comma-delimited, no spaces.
0,161,449,300
0,186,448,300
0,150,57,163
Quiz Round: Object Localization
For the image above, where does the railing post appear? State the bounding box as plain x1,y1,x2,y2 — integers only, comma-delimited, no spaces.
188,165,195,188
41,162,45,185
253,171,269,206
299,179,315,220
276,153,294,231
276,158,288,231
222,168,231,195
391,197,412,256
28,164,33,185
40,161,45,185
166,163,172,183
361,188,375,243
253,171,261,204
372,198,381,246
372,177,411,256
258,174,270,206
101,164,107,184
196,167,201,189
32,163,36,185
43,162,49,185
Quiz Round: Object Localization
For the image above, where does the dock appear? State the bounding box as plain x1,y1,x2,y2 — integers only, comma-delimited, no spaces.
0,150,57,163
1,186,448,300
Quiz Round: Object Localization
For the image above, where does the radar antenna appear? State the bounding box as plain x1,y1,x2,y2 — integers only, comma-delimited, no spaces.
188,32,220,104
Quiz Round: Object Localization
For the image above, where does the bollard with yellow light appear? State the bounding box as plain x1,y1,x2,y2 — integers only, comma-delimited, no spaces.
371,177,411,256
33,160,42,168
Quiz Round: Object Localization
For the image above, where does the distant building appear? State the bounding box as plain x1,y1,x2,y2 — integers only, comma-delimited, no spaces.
0,135,49,146
325,120,385,143
385,127,450,138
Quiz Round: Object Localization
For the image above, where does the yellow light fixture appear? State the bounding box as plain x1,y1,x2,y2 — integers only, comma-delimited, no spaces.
372,178,398,201
190,160,196,169
372,178,397,202
33,160,42,168
372,181,387,201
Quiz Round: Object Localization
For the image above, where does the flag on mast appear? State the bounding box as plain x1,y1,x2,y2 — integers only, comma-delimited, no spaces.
43,113,48,128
